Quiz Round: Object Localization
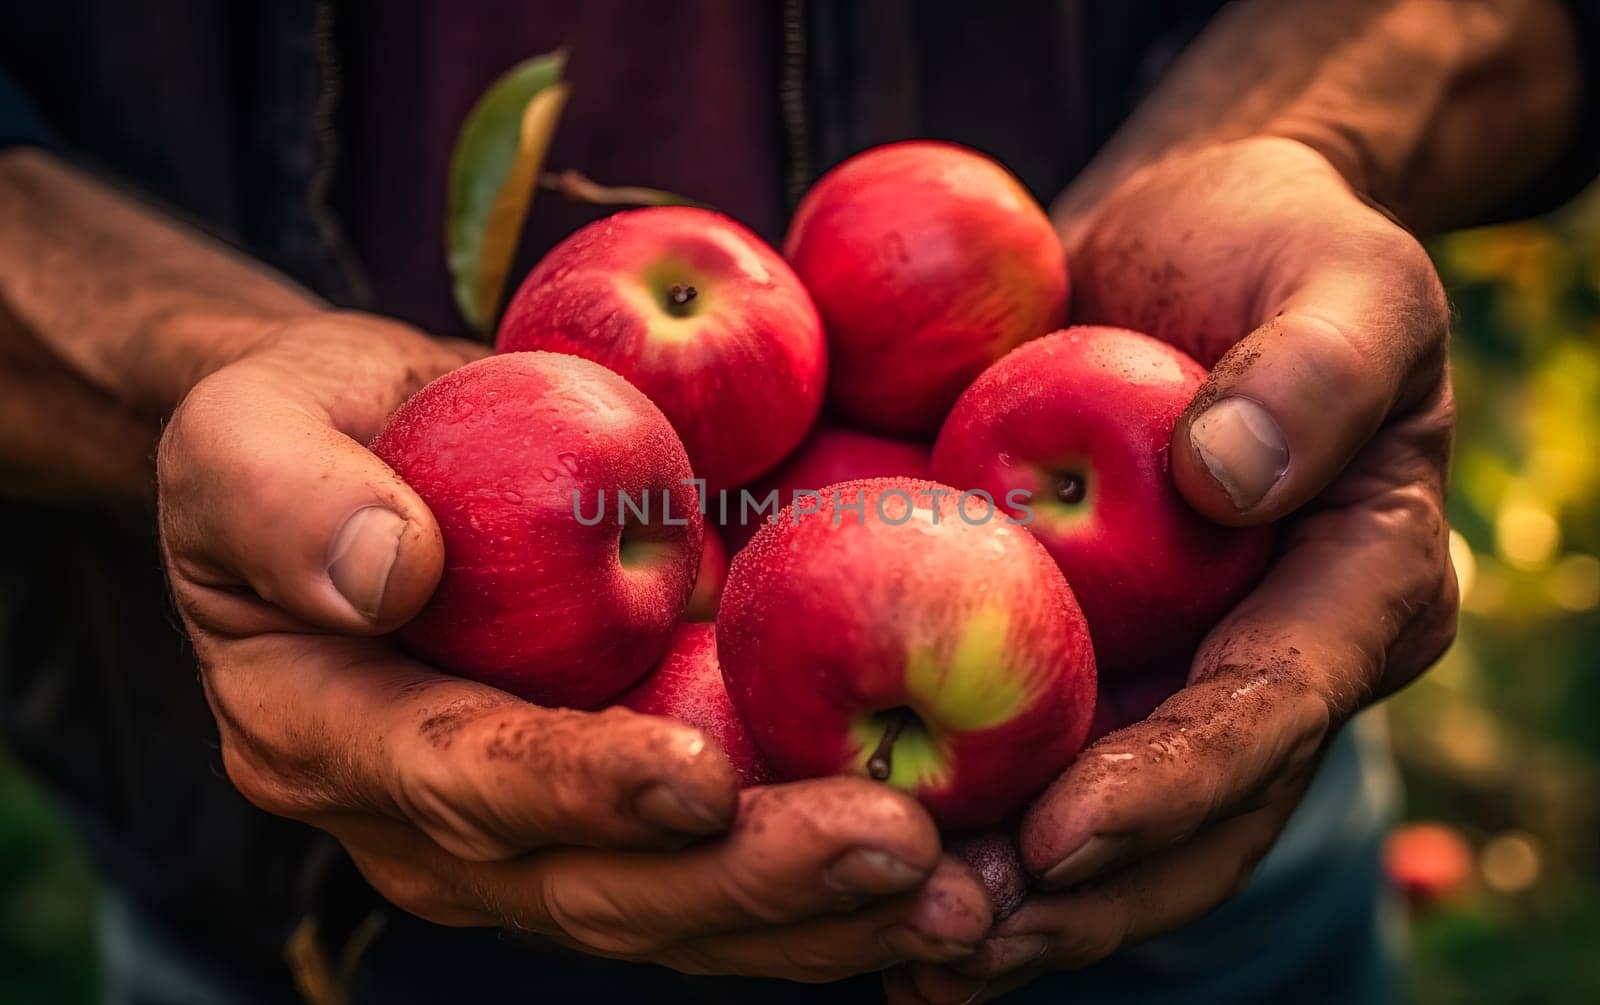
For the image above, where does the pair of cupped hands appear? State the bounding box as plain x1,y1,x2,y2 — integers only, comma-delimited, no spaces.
159,138,1457,1003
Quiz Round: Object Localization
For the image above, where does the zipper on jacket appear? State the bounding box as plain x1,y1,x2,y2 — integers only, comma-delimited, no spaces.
309,0,372,306
780,0,812,209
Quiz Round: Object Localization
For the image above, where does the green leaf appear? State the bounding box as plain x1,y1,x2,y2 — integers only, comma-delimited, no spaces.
446,51,570,336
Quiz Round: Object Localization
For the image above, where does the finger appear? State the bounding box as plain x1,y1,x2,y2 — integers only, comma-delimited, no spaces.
658,857,991,982
886,963,990,1005
204,635,740,859
1022,427,1452,888
895,799,1296,1002
980,800,1295,978
159,324,468,635
467,778,946,954
1019,663,1328,890
341,810,979,972
1171,230,1448,524
887,964,1048,1005
882,968,942,1005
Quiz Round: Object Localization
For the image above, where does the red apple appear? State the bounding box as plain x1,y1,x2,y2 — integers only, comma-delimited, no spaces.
783,140,1068,435
616,623,775,787
1384,822,1473,906
722,425,931,552
684,527,727,622
1085,672,1182,743
718,479,1096,829
371,352,702,708
932,326,1273,677
497,206,826,492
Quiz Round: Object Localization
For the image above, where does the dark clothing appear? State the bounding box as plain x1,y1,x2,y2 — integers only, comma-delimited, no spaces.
1,1,1597,1001
0,1,1233,315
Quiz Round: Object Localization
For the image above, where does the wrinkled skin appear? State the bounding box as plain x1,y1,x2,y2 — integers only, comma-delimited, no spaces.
157,312,992,984
888,138,1457,1002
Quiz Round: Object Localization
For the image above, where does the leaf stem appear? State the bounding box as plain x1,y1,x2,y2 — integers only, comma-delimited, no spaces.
539,169,705,209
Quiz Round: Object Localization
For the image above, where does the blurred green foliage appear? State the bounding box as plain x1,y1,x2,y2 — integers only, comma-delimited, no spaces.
0,750,98,1003
1393,186,1600,1004
0,190,1596,1004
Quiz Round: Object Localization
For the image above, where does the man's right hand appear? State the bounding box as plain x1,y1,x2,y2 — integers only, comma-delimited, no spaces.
156,311,991,981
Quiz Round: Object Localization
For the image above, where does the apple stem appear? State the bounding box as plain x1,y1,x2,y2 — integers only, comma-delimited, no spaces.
668,283,698,306
866,709,913,782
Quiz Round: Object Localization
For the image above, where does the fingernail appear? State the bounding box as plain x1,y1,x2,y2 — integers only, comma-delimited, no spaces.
634,783,725,835
934,939,982,960
1041,835,1128,889
879,927,980,963
327,506,407,619
825,847,927,894
980,934,1049,973
1189,396,1288,511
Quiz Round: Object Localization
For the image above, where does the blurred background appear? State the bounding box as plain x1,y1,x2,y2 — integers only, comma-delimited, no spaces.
1385,184,1600,1004
1,190,1597,1004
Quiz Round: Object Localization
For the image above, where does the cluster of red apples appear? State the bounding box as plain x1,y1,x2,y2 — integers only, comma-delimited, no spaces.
374,141,1272,841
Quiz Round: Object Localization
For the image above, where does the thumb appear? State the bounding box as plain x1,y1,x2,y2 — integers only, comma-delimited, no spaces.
1170,251,1447,526
159,364,443,636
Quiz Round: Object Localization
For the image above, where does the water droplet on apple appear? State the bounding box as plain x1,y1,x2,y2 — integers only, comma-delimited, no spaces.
500,490,523,504
557,451,580,474
540,467,559,482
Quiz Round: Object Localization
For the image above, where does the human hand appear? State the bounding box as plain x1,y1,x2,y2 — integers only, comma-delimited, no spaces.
889,137,1458,1002
156,311,989,980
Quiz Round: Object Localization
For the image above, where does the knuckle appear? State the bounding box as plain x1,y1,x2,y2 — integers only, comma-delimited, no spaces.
742,784,836,848
166,368,320,503
1404,547,1463,678
473,708,603,817
1387,235,1450,360
1227,833,1278,902
1433,377,1458,431
1344,220,1445,315
159,372,241,477
1428,565,1462,649
715,866,791,926
392,757,519,862
361,857,465,926
219,737,320,820
1292,684,1335,757
156,384,205,484
539,873,661,957
157,373,283,538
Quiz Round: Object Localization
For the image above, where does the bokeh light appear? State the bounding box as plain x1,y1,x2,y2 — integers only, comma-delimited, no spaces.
1480,832,1542,894
1548,554,1600,612
1495,498,1560,570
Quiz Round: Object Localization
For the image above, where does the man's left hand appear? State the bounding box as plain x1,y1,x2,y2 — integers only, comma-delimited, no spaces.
889,136,1459,1002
